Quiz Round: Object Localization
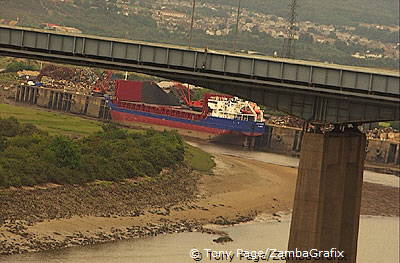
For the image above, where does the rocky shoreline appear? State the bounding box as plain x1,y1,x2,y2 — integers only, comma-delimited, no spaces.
0,213,263,255
0,162,264,256
0,165,198,224
0,165,204,255
1,213,270,255
0,210,282,256
0,219,202,255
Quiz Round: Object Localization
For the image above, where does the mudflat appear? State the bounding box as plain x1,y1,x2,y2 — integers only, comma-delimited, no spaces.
0,153,398,255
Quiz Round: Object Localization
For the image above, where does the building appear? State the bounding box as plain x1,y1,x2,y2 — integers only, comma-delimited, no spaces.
158,10,186,19
42,23,82,34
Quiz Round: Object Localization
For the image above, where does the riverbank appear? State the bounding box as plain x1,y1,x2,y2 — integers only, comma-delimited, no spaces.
0,103,398,256
0,165,201,255
1,101,399,177
1,152,399,256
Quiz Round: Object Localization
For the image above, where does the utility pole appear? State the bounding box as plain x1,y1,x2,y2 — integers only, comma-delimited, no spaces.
281,0,298,58
188,0,196,48
233,0,241,52
223,5,230,50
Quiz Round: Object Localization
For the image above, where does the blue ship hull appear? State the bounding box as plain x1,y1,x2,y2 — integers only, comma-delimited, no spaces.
109,102,266,136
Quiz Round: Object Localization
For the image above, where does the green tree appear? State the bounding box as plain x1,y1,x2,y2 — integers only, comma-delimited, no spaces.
0,118,186,187
5,61,35,72
48,136,82,169
0,117,20,137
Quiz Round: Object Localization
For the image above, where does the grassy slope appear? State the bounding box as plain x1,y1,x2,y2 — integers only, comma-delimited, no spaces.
0,103,215,171
0,103,101,136
184,144,215,172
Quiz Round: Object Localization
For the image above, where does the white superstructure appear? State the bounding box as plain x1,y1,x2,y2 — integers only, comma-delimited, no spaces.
208,96,264,122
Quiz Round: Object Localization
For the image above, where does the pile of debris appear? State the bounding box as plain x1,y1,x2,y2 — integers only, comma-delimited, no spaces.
265,115,304,129
366,127,400,142
40,77,95,95
16,70,40,80
38,65,98,83
37,65,99,95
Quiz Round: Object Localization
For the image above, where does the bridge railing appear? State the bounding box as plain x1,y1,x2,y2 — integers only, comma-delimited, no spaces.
1,25,399,99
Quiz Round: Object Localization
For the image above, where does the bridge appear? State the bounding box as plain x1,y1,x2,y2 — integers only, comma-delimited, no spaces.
1,25,400,263
0,25,399,124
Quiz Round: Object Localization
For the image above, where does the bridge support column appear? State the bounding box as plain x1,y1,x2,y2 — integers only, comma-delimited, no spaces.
288,129,366,263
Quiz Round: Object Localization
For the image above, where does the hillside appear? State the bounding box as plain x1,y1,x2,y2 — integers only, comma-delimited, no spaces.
212,0,399,27
0,0,399,69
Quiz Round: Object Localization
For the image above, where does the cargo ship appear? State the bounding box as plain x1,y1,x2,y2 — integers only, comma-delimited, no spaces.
108,81,266,137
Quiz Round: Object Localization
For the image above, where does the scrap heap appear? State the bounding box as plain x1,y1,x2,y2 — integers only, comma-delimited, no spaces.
366,127,400,142
266,115,400,142
37,65,99,95
265,115,304,129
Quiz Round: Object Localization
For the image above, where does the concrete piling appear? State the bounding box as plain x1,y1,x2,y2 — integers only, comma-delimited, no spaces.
288,130,366,263
14,86,110,119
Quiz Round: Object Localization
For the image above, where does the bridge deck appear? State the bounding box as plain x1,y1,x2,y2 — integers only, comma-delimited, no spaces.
0,25,399,123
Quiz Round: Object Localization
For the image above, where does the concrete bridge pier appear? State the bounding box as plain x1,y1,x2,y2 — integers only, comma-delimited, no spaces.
288,128,366,263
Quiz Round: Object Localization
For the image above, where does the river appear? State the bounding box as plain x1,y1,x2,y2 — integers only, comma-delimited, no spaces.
1,216,398,263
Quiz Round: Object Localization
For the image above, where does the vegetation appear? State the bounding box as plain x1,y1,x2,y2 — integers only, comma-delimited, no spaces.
0,57,10,69
351,27,399,44
0,104,102,136
0,72,18,86
5,61,36,72
0,118,186,187
184,144,215,172
209,0,399,27
6,60,38,72
0,104,215,187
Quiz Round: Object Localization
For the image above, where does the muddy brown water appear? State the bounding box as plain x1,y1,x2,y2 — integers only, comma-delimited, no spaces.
1,216,398,263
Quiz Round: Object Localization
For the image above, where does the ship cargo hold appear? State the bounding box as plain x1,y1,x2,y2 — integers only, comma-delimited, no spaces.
109,81,266,140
